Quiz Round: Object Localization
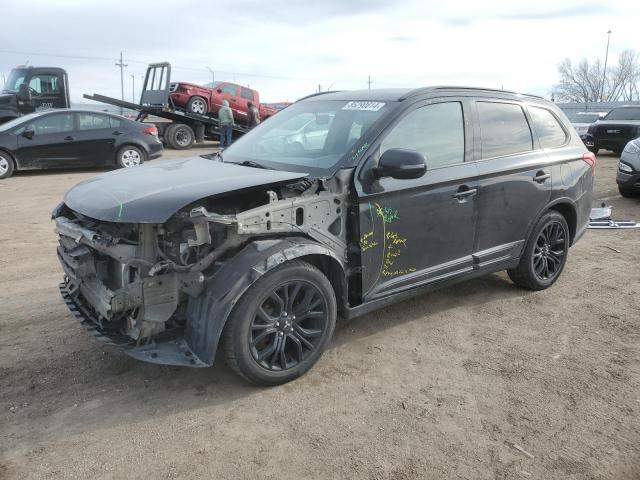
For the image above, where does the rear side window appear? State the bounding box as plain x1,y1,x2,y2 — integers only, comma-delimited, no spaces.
477,102,532,159
241,87,254,101
78,114,111,131
380,102,465,169
222,84,238,96
529,106,567,148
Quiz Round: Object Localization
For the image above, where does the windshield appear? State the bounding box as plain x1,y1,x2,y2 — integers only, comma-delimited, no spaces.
0,112,41,132
222,99,394,176
2,69,28,93
570,113,600,123
604,107,640,121
203,81,222,89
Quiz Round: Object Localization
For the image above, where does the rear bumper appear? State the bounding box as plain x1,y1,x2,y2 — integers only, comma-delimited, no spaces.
147,141,163,159
59,279,207,367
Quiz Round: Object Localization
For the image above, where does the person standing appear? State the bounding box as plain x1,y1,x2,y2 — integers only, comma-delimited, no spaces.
218,99,234,149
247,101,261,128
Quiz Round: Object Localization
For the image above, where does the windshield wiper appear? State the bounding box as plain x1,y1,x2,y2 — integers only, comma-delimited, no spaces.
229,160,273,170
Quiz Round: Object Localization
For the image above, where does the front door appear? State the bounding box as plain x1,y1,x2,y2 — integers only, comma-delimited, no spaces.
356,99,479,301
14,112,80,168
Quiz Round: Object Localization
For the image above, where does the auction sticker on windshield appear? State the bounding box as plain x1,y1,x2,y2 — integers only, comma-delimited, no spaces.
342,101,386,111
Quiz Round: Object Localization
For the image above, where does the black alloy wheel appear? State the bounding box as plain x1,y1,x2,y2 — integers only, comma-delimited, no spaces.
250,280,329,371
532,221,566,281
508,211,570,290
222,260,336,385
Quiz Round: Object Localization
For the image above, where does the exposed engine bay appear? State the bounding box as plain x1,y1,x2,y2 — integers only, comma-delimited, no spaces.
54,171,351,358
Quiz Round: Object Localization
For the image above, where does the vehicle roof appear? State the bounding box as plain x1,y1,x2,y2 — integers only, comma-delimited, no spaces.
299,86,544,102
12,66,67,73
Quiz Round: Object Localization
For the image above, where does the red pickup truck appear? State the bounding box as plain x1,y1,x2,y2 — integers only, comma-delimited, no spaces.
169,81,278,126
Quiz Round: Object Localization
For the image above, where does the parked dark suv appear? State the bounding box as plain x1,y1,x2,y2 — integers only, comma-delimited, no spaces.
54,87,594,385
583,106,640,155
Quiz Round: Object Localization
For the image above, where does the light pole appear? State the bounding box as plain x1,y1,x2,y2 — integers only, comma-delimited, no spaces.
206,66,215,86
600,30,612,102
130,74,135,103
115,51,128,115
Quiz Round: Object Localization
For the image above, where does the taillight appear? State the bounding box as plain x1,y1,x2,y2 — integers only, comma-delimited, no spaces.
143,126,158,136
582,152,596,175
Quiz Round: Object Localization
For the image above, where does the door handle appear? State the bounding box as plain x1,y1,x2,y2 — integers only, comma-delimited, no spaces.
533,171,551,183
63,136,75,141
112,130,123,136
452,186,478,202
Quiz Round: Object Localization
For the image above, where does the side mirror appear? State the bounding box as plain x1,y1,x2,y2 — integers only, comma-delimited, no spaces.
373,148,427,180
216,88,222,94
22,125,35,139
18,83,31,102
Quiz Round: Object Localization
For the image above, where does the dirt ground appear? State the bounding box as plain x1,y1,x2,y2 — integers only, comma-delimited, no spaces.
1,144,639,480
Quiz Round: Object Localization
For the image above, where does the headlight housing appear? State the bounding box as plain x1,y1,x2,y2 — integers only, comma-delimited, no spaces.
619,162,633,173
623,142,640,154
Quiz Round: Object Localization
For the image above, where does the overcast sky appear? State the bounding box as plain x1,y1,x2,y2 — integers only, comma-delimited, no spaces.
1,0,638,104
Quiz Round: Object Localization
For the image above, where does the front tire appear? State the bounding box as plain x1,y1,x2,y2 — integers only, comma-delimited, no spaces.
222,261,337,386
116,146,144,168
187,96,208,115
0,152,15,179
508,211,570,291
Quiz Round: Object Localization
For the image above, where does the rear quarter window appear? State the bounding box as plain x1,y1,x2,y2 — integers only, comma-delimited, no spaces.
528,106,567,148
477,102,533,159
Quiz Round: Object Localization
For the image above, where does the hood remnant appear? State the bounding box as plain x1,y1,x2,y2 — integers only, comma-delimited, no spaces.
588,204,640,229
63,157,306,223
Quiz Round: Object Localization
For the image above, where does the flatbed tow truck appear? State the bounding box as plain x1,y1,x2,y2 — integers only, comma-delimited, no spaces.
84,62,250,149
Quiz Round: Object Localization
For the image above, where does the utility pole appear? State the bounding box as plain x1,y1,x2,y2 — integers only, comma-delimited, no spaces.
367,75,372,89
600,30,612,102
130,74,135,103
318,84,322,93
206,66,215,85
115,51,128,114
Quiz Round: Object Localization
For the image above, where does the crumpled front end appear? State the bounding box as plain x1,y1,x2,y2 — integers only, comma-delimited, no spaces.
53,172,350,367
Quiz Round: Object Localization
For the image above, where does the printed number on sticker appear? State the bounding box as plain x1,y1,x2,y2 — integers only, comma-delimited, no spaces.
342,101,386,112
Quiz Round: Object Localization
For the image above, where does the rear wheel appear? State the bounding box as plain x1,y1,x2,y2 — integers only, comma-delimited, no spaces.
0,152,14,179
508,211,569,291
167,123,194,150
187,96,208,115
619,186,638,198
222,261,337,386
116,145,144,168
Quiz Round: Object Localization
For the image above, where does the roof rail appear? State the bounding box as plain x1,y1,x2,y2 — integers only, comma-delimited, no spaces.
297,90,342,101
401,86,544,100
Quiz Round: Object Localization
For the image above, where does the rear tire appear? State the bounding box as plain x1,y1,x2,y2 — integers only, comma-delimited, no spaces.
0,152,14,179
619,186,638,198
167,123,194,150
187,96,208,115
116,145,145,168
508,211,570,291
222,261,337,386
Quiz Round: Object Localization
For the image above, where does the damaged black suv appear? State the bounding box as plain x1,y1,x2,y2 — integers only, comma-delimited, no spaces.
55,87,594,385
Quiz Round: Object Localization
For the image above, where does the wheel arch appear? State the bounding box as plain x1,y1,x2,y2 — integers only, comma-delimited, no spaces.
184,237,346,365
0,148,17,169
546,200,578,245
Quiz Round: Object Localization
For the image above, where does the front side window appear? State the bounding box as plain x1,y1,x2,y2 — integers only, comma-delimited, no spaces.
31,113,74,135
28,74,59,95
222,84,238,96
222,99,393,176
529,106,567,148
78,114,111,131
2,70,27,93
380,102,465,169
241,87,254,101
478,102,533,159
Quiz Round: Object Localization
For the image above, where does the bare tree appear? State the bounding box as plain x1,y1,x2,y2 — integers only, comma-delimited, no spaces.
554,50,640,102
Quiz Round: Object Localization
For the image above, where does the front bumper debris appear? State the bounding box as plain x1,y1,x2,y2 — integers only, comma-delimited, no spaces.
59,280,207,367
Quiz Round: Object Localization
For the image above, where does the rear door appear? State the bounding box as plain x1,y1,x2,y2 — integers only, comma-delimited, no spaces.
74,113,118,165
219,84,248,123
14,112,79,168
356,98,479,301
472,100,552,267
